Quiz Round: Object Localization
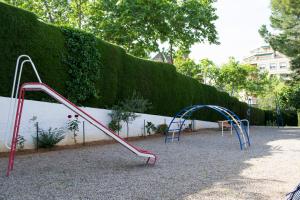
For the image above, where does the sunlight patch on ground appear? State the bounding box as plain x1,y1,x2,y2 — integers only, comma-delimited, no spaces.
183,131,300,200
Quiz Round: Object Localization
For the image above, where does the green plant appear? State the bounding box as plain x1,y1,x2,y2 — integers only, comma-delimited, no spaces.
61,27,101,103
145,121,156,135
108,105,123,134
67,117,80,144
266,120,276,126
108,92,151,137
34,127,65,148
156,124,168,135
108,119,122,133
0,3,297,126
17,135,25,150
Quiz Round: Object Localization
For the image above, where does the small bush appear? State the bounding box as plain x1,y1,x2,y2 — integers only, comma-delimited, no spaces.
17,135,26,150
108,119,122,133
67,117,80,144
156,124,168,135
145,121,156,135
34,127,65,148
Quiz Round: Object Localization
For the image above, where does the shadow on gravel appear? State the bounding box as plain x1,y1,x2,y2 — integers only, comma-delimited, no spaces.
0,127,299,200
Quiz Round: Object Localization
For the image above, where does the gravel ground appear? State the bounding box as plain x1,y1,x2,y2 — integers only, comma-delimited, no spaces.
0,126,300,200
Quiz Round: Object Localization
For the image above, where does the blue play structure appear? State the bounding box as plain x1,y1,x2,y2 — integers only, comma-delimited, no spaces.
165,105,250,150
287,183,300,200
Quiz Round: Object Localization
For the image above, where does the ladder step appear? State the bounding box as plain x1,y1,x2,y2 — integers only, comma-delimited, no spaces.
166,136,179,140
171,121,182,124
168,129,180,132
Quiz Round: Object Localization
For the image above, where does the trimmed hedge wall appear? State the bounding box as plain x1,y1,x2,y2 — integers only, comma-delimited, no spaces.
0,2,297,126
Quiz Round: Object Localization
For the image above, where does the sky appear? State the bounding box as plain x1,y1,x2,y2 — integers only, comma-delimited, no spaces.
189,0,272,65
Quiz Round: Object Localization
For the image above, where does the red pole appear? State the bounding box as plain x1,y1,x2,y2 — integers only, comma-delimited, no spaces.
7,88,25,176
11,89,25,170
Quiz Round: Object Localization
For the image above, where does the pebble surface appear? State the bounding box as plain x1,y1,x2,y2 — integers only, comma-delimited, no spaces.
0,127,300,200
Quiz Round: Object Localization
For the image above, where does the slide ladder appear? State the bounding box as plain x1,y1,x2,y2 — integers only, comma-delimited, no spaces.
164,106,194,143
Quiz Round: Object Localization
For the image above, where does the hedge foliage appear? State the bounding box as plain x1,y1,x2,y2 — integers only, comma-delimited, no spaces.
0,2,297,126
61,27,101,103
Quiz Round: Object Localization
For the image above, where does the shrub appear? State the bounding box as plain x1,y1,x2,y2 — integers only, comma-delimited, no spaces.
67,116,80,144
156,124,168,135
108,119,122,133
17,135,26,150
61,27,101,103
34,127,65,148
145,122,156,135
108,92,151,137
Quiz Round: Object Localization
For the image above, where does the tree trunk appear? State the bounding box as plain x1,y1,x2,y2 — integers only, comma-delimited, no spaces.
76,0,82,29
169,42,173,64
126,122,129,138
231,83,234,96
42,0,54,23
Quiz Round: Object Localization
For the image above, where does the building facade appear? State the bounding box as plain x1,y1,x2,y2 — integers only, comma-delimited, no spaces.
243,46,292,80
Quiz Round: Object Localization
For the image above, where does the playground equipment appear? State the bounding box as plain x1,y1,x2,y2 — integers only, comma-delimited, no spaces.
5,55,156,176
287,183,300,200
165,105,250,150
219,119,249,137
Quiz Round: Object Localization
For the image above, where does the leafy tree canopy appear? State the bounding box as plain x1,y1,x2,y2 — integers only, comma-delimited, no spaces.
4,0,219,59
259,0,300,81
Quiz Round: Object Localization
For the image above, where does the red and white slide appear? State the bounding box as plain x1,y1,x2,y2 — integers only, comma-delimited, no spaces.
7,82,157,176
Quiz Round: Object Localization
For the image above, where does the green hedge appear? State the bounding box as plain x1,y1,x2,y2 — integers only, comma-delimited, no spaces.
0,2,297,126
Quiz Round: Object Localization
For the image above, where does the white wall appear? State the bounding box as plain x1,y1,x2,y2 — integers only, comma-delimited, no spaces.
0,96,218,152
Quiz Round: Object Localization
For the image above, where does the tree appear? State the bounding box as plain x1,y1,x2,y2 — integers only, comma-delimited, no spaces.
5,0,218,59
256,76,286,110
279,83,300,110
241,64,270,98
4,0,70,25
259,0,300,120
69,0,91,29
259,0,300,82
216,57,248,96
108,92,151,138
4,0,92,28
174,50,201,80
198,58,219,85
89,0,218,58
216,57,269,99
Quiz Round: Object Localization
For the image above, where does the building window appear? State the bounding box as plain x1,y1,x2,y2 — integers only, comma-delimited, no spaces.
270,63,276,70
259,64,266,70
279,62,287,68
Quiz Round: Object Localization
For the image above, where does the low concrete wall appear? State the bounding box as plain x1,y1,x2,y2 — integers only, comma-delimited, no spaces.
0,96,218,152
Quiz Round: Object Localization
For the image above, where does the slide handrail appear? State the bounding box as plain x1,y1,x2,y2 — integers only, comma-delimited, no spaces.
4,55,42,149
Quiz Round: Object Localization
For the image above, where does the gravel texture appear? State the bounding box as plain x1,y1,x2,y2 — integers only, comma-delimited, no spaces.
0,126,300,200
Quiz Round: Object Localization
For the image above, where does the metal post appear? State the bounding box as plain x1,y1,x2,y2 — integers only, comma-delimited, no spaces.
143,119,146,136
192,120,195,131
83,121,85,146
36,122,39,151
247,97,252,125
231,120,233,135
221,121,224,136
117,121,120,135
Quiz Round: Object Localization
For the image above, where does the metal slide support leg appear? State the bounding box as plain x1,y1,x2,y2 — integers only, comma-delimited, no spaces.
7,89,25,176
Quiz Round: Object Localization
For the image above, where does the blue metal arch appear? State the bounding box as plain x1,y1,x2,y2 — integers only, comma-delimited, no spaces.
165,105,250,150
215,105,250,146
